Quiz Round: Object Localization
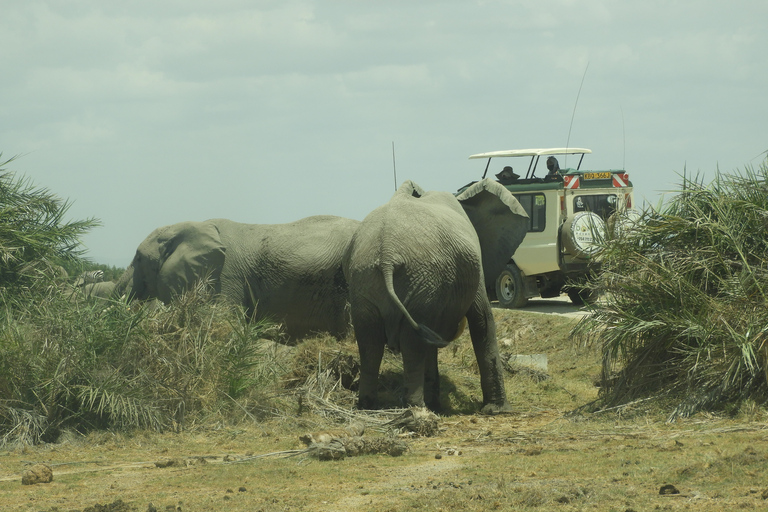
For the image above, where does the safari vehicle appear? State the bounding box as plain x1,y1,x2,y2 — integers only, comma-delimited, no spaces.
458,148,636,308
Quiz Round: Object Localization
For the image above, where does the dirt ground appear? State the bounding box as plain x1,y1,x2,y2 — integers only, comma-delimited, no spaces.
3,302,768,511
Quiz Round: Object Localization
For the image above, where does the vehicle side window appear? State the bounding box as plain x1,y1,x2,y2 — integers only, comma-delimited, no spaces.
513,193,546,232
573,194,618,220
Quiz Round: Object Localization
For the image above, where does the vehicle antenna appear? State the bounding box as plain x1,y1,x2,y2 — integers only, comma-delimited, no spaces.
392,141,398,191
565,62,589,168
621,106,626,170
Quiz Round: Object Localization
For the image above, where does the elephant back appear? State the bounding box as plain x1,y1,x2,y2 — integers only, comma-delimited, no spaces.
216,216,360,340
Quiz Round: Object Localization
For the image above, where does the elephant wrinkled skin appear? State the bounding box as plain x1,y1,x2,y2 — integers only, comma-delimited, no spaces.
343,179,529,413
116,215,360,341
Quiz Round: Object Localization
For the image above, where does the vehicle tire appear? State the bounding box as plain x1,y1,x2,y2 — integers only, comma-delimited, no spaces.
495,264,528,309
567,287,598,306
561,211,606,258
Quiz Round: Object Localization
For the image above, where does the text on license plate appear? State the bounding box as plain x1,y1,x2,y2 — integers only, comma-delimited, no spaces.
584,172,611,180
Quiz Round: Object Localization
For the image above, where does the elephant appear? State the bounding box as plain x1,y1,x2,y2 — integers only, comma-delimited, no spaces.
342,178,529,413
115,215,361,341
66,271,115,301
82,281,117,299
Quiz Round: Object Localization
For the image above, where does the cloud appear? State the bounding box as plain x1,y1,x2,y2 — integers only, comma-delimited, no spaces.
1,1,767,265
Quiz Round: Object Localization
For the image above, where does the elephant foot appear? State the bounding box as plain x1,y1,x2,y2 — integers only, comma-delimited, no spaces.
480,402,513,415
356,396,378,411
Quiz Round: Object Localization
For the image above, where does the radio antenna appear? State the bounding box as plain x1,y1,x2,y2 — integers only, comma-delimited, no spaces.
391,141,398,191
620,106,626,170
565,62,589,167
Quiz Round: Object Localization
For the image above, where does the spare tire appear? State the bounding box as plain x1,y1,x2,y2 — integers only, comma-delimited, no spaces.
561,211,606,258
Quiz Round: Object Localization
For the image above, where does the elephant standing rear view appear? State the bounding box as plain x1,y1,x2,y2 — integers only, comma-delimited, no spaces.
343,179,529,413
115,215,360,341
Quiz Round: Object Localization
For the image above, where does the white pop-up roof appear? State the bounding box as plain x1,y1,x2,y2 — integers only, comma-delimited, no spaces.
469,148,592,159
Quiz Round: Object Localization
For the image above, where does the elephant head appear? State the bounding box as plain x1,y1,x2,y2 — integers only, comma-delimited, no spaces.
121,221,226,304
343,178,529,413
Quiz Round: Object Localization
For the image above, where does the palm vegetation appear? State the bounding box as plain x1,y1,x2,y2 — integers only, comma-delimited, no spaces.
0,282,282,445
575,158,768,419
0,154,98,289
0,156,282,445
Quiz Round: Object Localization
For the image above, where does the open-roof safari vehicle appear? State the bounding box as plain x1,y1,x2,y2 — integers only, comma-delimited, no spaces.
458,148,636,308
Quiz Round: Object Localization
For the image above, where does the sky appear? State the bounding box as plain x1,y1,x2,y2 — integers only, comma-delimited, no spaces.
2,1,766,267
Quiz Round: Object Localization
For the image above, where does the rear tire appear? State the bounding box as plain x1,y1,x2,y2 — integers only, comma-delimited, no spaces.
567,287,598,306
495,264,529,309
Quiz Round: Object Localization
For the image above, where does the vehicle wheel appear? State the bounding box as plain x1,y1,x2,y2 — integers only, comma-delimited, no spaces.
495,264,528,309
567,287,598,306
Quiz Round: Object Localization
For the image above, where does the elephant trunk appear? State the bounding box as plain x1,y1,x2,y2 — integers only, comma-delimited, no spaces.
383,263,449,348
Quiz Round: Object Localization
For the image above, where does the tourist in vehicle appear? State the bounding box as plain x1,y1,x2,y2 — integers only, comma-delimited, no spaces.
546,156,561,176
495,166,519,185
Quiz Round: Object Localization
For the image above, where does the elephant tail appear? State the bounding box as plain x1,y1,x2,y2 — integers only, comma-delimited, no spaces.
383,264,450,348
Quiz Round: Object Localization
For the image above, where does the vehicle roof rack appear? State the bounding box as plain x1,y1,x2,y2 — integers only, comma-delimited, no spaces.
471,148,592,179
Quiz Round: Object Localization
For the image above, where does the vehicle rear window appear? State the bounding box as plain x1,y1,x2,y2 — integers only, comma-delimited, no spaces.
573,194,619,220
513,193,546,232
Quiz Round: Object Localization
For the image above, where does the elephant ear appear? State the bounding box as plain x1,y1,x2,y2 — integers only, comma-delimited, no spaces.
396,180,426,198
457,178,529,290
154,221,226,303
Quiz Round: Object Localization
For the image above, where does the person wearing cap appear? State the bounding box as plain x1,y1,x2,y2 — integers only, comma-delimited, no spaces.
495,166,519,185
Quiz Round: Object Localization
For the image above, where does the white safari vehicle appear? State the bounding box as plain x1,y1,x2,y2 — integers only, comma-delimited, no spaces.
458,148,636,308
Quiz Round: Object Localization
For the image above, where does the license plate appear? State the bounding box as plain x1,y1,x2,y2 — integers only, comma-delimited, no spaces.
584,172,611,180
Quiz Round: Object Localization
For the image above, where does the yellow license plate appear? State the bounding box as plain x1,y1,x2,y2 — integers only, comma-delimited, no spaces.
584,172,611,180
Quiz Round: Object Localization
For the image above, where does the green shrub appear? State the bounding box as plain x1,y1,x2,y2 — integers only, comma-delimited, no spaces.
0,154,98,290
0,281,282,445
575,159,768,420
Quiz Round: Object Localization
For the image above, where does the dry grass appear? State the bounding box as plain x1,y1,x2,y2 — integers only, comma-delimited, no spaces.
2,307,768,512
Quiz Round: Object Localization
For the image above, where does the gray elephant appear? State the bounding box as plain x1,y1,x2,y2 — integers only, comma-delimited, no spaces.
115,215,361,341
66,270,115,301
343,179,529,413
82,281,117,299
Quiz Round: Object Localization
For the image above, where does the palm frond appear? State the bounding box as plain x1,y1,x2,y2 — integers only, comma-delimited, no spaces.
575,158,768,418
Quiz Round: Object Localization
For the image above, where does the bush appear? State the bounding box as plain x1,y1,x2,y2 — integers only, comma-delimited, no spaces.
0,154,98,290
575,159,768,419
0,281,283,445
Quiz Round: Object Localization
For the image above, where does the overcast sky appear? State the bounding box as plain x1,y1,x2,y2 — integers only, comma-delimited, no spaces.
2,1,766,266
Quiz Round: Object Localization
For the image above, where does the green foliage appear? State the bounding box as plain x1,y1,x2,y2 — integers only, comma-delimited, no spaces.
575,159,768,419
0,281,282,445
0,154,99,289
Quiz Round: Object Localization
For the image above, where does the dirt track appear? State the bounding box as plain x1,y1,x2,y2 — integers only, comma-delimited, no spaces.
498,295,588,318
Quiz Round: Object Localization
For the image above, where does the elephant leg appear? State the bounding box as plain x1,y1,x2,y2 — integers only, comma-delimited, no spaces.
353,306,387,410
423,344,441,412
400,330,428,408
466,290,511,414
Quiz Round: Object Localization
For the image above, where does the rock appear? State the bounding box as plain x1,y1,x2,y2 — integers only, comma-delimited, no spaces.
659,484,680,495
21,463,53,485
